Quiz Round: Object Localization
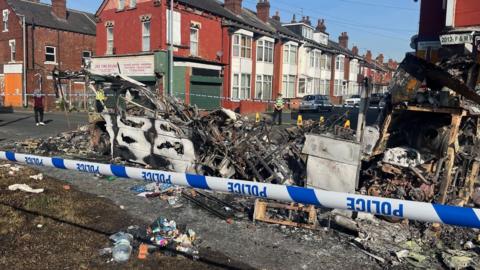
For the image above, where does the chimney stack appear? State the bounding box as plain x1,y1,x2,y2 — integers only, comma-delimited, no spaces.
272,10,280,21
338,32,349,49
365,50,372,62
256,0,270,23
352,46,358,56
315,19,326,33
305,16,311,26
225,0,243,15
376,53,384,64
291,14,296,23
52,0,67,20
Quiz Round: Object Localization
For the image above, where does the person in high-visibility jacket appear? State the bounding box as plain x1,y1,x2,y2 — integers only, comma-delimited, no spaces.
95,87,107,113
272,93,284,125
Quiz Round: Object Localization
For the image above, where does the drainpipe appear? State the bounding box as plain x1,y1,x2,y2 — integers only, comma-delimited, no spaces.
168,0,173,96
18,14,27,107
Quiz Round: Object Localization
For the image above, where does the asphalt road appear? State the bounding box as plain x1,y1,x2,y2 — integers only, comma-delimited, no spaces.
0,111,89,145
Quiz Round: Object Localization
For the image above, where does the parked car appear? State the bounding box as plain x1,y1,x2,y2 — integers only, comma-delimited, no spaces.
344,95,361,107
299,95,333,112
370,93,384,105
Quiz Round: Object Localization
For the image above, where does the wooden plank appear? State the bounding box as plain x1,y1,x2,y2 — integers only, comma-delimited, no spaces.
372,112,392,156
465,161,480,204
438,114,463,204
394,105,464,115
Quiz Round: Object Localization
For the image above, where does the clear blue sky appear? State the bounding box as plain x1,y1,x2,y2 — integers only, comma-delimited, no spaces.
41,0,420,61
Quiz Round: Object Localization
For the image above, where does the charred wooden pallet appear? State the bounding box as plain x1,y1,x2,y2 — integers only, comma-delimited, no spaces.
253,199,318,229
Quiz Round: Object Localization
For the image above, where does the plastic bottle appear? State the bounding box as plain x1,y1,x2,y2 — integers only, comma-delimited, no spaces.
112,239,132,263
110,232,133,263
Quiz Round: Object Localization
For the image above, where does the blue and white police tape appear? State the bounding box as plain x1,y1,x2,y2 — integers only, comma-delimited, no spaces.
1,150,479,228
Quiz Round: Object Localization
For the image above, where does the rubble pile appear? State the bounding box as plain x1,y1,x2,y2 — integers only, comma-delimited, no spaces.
359,54,480,205
192,110,309,184
12,125,95,158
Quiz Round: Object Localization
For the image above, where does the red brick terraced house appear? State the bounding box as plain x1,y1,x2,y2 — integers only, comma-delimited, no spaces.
0,0,96,109
95,0,396,113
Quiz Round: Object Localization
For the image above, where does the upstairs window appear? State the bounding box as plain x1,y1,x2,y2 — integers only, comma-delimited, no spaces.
321,54,331,70
190,27,199,56
166,10,181,46
118,0,125,10
302,26,313,40
257,39,273,63
232,34,252,58
45,46,56,63
130,0,137,8
107,27,114,55
283,44,297,65
2,9,8,32
9,39,15,62
142,21,151,52
310,51,321,68
335,55,344,71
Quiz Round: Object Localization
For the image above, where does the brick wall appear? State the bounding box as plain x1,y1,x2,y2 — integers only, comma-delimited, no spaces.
0,0,23,73
26,26,95,109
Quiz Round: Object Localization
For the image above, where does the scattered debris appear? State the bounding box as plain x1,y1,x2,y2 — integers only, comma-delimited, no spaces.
29,173,44,181
7,184,44,194
182,190,242,222
147,217,199,259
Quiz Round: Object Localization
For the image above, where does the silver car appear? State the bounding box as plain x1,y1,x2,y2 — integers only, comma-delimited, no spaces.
299,95,333,113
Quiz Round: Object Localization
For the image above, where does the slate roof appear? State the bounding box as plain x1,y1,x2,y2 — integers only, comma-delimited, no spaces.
267,17,302,41
328,40,355,57
7,0,96,35
179,0,274,34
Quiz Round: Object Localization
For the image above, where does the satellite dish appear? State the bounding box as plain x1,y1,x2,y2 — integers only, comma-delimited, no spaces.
216,51,224,58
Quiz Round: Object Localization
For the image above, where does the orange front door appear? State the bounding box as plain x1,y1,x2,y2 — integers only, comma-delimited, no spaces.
4,73,22,107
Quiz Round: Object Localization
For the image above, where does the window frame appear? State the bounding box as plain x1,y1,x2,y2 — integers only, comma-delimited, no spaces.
298,78,306,95
190,27,199,56
335,55,345,71
118,0,125,10
240,73,251,99
255,74,272,100
130,0,137,8
233,35,240,57
232,73,251,100
232,34,252,59
9,39,15,62
45,46,57,64
257,39,273,63
142,21,151,52
283,44,298,65
106,26,114,55
2,9,8,32
282,74,296,98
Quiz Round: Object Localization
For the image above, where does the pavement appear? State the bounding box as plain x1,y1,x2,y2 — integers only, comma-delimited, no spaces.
0,110,89,144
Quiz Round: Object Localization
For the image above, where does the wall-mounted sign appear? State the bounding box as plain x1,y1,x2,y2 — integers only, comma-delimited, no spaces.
90,55,155,77
440,33,473,45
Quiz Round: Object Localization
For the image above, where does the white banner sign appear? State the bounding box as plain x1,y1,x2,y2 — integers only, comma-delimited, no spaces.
440,33,473,45
91,55,155,77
